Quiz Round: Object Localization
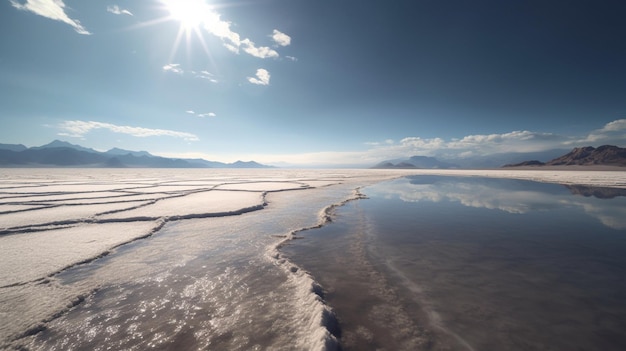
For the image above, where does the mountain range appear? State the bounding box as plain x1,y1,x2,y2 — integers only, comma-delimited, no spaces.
372,156,460,169
503,145,626,167
373,149,570,169
0,140,273,168
374,146,626,169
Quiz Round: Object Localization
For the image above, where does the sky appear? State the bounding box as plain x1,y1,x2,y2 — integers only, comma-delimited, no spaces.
1,0,625,167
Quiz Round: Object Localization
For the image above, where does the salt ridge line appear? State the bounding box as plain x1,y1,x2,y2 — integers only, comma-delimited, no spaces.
1,192,269,287
0,220,167,289
0,187,267,234
267,187,368,351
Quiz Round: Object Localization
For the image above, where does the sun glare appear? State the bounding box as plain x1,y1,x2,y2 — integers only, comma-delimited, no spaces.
158,0,216,61
163,0,209,30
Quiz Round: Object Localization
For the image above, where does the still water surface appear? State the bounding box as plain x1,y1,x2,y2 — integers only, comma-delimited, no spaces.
284,176,626,350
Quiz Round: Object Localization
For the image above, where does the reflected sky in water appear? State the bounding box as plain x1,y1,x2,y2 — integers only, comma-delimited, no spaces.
360,176,626,350
286,175,626,350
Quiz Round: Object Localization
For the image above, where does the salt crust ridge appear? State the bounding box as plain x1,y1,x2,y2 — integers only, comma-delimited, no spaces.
266,187,368,350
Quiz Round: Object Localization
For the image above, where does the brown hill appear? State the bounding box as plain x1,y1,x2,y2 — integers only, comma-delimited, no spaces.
504,145,626,167
547,145,626,166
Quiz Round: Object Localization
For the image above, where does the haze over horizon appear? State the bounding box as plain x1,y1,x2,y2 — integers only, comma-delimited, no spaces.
1,0,625,167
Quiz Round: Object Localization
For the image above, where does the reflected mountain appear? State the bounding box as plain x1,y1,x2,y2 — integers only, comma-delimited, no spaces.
565,185,626,199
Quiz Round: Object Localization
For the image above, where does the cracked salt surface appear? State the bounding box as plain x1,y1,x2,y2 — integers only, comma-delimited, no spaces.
0,168,624,350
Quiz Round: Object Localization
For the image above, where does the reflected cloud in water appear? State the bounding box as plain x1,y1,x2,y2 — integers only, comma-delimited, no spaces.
368,176,626,229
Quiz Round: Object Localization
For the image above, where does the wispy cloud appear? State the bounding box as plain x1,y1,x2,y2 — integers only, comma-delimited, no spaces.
192,70,218,83
247,69,270,86
163,64,218,82
185,110,216,118
271,29,291,47
10,0,90,35
59,120,198,141
107,5,133,16
575,119,626,145
162,63,184,74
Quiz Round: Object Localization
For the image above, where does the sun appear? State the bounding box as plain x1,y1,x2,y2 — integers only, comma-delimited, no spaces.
162,0,209,30
158,0,216,61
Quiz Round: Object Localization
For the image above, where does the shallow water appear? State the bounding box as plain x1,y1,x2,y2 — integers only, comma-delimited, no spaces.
283,176,626,350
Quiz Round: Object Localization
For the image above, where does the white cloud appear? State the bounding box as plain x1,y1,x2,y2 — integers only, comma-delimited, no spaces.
241,39,279,59
365,139,395,146
107,5,133,16
185,110,217,118
247,69,270,85
194,70,218,83
601,119,626,132
162,63,183,74
164,66,218,82
58,120,199,141
285,56,298,62
10,0,90,35
271,29,291,47
223,43,239,54
576,119,626,145
192,9,282,59
201,11,241,46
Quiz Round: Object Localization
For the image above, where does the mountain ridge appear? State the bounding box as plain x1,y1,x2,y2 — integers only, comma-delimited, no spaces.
372,155,459,169
371,151,567,169
503,145,626,167
0,140,274,168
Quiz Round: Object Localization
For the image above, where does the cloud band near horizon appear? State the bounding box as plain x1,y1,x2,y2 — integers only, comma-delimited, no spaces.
58,120,199,141
365,119,626,160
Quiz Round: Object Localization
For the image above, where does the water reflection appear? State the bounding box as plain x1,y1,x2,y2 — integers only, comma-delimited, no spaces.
368,176,626,229
565,184,626,199
285,175,626,350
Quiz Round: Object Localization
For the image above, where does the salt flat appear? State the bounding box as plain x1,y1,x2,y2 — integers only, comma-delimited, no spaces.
0,168,624,350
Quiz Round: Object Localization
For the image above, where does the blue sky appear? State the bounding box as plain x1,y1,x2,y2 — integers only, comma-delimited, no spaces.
1,0,625,166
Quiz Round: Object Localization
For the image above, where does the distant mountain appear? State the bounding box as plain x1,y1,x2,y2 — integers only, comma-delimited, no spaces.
32,140,98,154
449,149,570,169
373,149,573,169
105,147,153,158
372,161,418,169
0,143,27,152
230,160,272,168
0,140,274,168
566,185,626,199
373,156,458,169
183,158,273,169
503,145,626,167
